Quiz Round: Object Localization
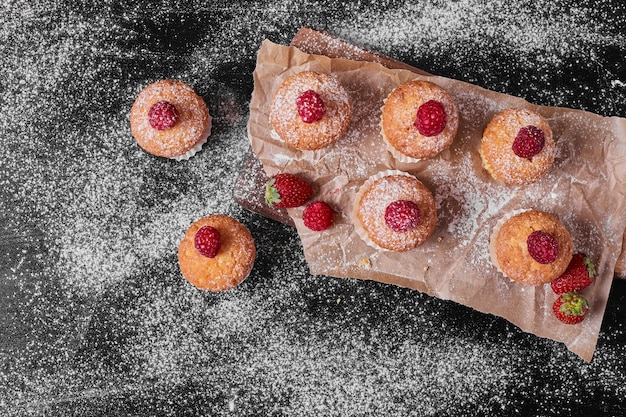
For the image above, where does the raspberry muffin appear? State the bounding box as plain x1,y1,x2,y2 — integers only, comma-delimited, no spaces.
480,108,555,185
269,71,352,150
381,80,459,160
354,171,437,252
490,209,574,285
130,79,211,160
178,215,256,291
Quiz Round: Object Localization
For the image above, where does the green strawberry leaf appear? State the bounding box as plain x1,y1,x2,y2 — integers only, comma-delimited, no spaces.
265,178,281,206
583,256,596,278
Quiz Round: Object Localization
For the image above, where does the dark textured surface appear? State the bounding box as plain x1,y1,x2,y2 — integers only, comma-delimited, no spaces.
1,1,625,416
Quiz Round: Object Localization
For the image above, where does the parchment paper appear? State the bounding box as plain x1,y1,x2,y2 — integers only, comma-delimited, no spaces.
248,40,626,361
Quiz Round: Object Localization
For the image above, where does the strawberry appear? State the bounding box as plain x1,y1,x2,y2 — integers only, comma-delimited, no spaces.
552,292,589,324
302,201,334,231
194,226,221,258
415,100,446,136
265,173,313,208
526,230,559,264
550,253,596,294
148,100,179,130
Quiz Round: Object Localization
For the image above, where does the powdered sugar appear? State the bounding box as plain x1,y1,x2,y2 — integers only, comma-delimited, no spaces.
337,0,626,114
2,0,626,415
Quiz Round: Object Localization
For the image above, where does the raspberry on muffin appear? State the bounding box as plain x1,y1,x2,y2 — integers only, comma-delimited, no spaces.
296,89,326,123
384,200,422,233
415,100,447,137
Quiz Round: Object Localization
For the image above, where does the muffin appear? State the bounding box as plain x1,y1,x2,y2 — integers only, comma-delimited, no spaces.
178,215,256,291
354,171,437,252
269,71,352,150
381,80,459,160
480,108,555,185
130,79,211,160
490,209,574,285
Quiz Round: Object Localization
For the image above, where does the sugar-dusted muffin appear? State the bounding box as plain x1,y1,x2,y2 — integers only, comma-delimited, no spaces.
354,171,437,252
381,80,459,160
490,209,573,285
269,71,352,150
480,108,555,185
178,215,256,292
130,79,211,160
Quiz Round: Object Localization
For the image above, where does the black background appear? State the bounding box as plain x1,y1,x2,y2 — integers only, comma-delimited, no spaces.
1,1,626,416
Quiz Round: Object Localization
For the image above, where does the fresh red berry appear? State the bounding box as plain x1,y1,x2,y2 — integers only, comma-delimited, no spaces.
384,200,422,232
265,173,313,208
194,226,221,258
415,100,447,136
553,292,589,325
296,90,326,123
512,125,545,160
527,230,559,264
551,253,596,294
148,100,179,130
302,201,334,231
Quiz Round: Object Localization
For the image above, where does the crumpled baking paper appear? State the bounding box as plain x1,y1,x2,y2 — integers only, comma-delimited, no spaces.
248,39,626,361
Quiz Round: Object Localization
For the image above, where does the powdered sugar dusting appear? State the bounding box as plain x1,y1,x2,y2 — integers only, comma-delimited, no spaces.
423,148,515,273
2,0,626,415
338,0,626,115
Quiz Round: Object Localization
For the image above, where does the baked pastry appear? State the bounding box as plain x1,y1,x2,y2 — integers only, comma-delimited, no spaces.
178,215,256,291
130,79,211,160
381,80,459,160
490,209,573,285
480,108,555,185
354,171,437,252
269,71,352,150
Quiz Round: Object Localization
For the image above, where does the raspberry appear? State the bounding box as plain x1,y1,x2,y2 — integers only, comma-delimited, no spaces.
302,201,334,231
384,200,422,232
194,226,221,258
296,90,326,123
148,100,179,130
527,230,559,264
415,100,447,136
512,125,545,160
